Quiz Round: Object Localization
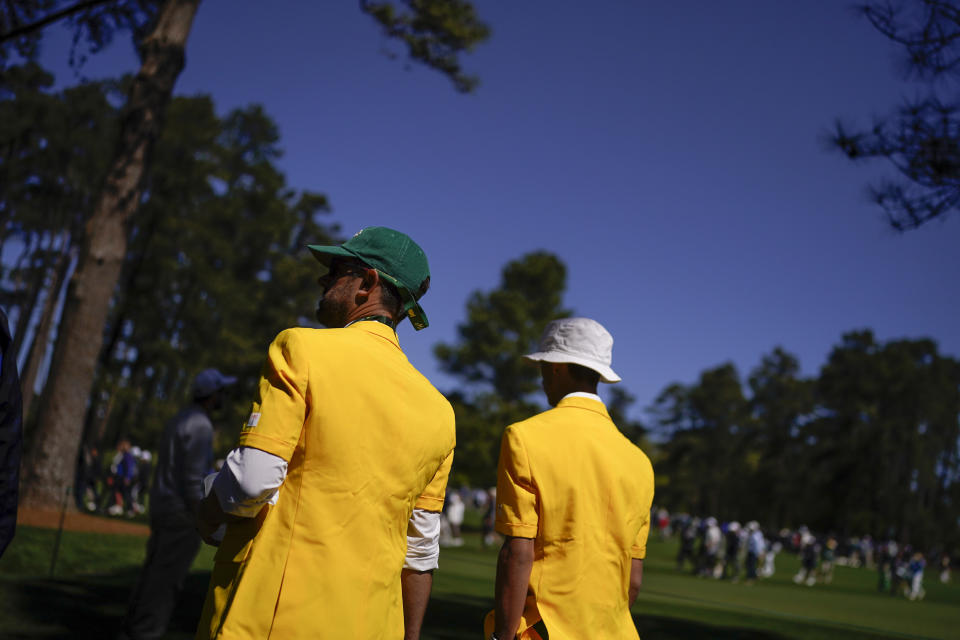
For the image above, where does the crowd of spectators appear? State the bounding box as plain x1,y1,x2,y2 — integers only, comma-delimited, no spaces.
74,437,154,518
439,487,499,549
661,508,950,600
672,513,779,584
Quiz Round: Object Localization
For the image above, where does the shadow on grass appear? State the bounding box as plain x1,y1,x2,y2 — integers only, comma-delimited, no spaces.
420,592,788,640
422,593,490,639
0,569,212,639
637,613,787,640
3,570,795,640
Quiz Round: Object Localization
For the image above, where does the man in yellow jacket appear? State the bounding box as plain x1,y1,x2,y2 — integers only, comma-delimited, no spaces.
489,318,654,640
196,227,455,640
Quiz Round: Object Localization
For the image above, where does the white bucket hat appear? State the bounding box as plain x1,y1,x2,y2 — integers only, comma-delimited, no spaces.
524,317,621,383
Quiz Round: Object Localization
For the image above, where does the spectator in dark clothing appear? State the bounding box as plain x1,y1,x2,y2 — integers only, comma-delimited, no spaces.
877,539,895,592
100,438,129,515
723,521,742,580
744,521,765,583
677,517,697,572
891,545,910,597
75,444,102,512
107,437,138,516
0,308,22,558
793,530,819,586
119,368,236,640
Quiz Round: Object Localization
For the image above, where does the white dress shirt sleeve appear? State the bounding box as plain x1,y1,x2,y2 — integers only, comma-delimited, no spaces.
211,446,288,518
404,508,441,571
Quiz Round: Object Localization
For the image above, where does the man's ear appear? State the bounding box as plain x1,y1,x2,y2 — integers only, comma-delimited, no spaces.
356,267,379,298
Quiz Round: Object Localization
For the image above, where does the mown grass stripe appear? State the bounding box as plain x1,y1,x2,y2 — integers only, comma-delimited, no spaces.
640,586,939,640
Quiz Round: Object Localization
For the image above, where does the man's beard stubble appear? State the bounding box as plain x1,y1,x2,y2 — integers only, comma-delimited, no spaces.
315,292,347,328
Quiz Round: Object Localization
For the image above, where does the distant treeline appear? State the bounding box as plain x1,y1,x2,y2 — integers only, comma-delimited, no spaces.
649,335,960,552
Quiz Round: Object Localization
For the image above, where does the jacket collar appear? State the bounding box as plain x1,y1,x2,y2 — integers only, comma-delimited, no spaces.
348,319,401,350
555,394,610,419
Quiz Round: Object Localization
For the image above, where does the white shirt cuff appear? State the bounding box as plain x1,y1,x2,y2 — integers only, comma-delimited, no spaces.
212,446,288,518
404,508,441,571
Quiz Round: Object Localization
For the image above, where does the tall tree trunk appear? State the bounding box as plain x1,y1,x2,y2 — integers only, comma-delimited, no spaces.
79,189,166,440
19,235,73,419
10,236,46,356
19,0,201,510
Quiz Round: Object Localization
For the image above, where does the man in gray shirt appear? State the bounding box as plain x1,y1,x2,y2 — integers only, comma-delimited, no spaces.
119,368,236,640
0,308,22,559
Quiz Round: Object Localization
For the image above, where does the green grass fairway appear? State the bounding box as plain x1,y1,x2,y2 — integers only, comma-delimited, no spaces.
1,524,957,638
0,526,216,639
633,538,959,640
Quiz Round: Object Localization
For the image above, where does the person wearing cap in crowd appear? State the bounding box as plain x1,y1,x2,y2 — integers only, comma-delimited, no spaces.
195,227,455,640
105,435,138,517
119,367,237,640
697,516,723,578
486,317,655,640
744,521,765,584
793,526,819,587
722,521,742,581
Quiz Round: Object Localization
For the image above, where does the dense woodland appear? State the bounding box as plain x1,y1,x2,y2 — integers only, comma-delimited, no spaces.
0,0,490,510
1,1,958,553
1,62,339,448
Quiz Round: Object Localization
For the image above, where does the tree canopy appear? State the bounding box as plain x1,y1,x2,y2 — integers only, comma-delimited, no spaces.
833,0,960,230
433,251,571,486
0,0,160,70
4,0,490,510
0,64,339,455
1,1,491,90
360,0,490,92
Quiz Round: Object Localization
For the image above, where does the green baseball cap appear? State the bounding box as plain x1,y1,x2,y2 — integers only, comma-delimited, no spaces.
308,227,431,330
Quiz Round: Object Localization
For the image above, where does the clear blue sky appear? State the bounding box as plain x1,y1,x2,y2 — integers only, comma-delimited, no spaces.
38,1,960,420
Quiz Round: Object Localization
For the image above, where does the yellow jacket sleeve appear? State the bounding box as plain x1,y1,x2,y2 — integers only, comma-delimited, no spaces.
495,425,538,538
632,510,650,559
238,329,308,461
415,450,453,512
